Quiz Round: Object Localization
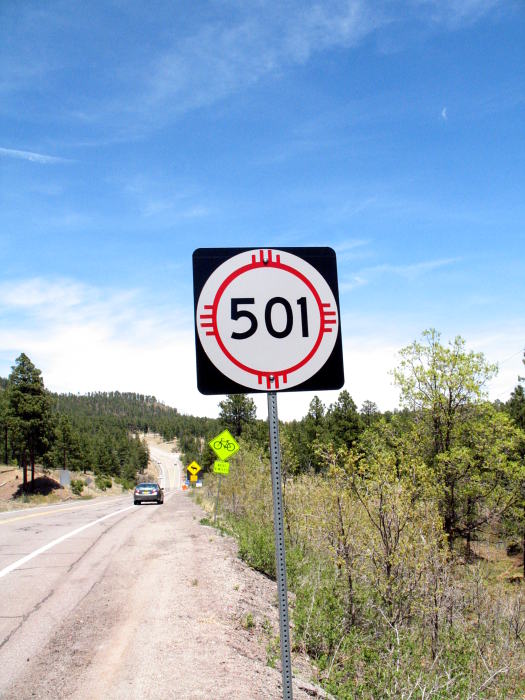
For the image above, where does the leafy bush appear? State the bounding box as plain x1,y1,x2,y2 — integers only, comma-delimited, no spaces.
70,478,84,496
200,442,525,700
95,474,112,490
235,517,276,578
293,564,345,657
115,476,135,491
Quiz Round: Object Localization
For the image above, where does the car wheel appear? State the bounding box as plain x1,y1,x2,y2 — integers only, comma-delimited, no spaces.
134,500,140,505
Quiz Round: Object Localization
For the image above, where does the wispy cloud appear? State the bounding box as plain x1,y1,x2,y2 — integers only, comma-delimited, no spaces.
0,146,71,164
340,257,460,292
340,275,369,292
0,1,504,140
120,175,211,223
441,106,448,120
367,257,460,279
412,0,501,28
144,3,380,119
334,239,370,254
129,0,505,130
333,239,373,263
144,0,502,118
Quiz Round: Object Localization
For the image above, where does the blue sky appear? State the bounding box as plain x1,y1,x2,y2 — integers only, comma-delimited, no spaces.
1,0,524,420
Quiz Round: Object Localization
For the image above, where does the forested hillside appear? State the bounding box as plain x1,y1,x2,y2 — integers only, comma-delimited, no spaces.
0,356,220,488
50,390,222,475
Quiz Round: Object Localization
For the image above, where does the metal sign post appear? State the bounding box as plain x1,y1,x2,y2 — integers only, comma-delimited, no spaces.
267,390,293,700
214,474,222,525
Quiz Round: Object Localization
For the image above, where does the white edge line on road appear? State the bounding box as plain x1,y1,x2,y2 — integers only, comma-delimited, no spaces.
0,504,136,580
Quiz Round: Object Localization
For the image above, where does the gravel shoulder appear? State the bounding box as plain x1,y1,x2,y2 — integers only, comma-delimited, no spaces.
4,491,324,699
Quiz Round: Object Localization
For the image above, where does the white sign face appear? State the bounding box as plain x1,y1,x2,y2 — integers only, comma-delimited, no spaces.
196,249,339,391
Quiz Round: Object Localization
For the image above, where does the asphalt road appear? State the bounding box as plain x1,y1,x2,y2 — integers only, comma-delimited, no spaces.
0,493,171,694
0,446,182,696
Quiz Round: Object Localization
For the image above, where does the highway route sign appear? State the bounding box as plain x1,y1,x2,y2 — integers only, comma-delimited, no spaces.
193,247,344,394
187,461,202,476
213,460,230,475
209,429,240,460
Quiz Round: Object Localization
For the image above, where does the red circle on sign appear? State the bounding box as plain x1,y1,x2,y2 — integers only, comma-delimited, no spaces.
212,258,325,387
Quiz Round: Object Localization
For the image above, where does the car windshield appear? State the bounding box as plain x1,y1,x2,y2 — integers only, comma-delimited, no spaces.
137,483,157,489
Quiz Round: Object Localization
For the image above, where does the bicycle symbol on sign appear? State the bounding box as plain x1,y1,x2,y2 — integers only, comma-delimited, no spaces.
209,430,240,458
212,437,236,452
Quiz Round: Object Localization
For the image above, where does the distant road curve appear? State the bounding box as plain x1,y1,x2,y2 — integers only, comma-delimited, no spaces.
147,440,183,491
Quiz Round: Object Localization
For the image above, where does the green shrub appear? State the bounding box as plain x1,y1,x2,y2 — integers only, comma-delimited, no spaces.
115,476,134,491
70,478,84,496
95,474,112,490
293,565,345,658
235,518,275,578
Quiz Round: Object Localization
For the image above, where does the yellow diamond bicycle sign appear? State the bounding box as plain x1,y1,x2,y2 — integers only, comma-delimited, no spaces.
187,461,202,476
209,429,240,461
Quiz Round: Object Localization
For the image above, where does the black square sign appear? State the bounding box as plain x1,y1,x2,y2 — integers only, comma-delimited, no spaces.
193,247,344,395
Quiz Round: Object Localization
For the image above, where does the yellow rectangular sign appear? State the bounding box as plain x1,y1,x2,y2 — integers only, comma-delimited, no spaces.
209,429,240,461
190,474,198,482
213,460,230,475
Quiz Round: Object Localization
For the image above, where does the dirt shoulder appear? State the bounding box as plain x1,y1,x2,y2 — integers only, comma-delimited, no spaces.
4,490,326,699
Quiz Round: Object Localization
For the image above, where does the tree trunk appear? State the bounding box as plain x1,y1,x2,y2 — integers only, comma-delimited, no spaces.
465,530,471,560
465,496,474,560
22,454,27,490
445,482,456,550
431,599,439,661
3,425,7,465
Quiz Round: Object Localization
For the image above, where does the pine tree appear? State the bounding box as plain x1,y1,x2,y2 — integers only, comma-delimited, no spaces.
326,390,362,449
7,353,53,489
218,394,256,437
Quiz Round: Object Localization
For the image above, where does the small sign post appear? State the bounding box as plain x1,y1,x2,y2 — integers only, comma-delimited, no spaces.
210,432,238,524
213,471,222,525
193,248,344,700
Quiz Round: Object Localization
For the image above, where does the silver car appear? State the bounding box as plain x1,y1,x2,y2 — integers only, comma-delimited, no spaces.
134,482,164,505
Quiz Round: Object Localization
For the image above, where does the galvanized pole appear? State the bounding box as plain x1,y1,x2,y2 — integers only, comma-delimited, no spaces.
214,474,222,525
267,390,293,700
